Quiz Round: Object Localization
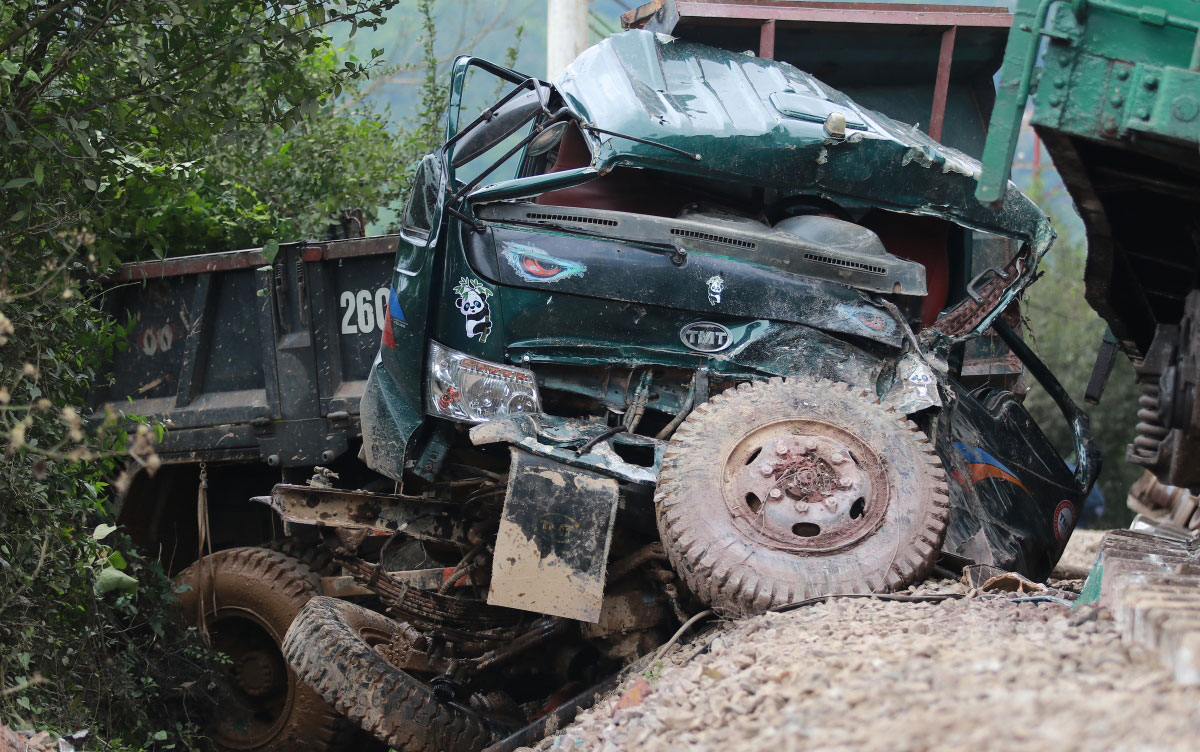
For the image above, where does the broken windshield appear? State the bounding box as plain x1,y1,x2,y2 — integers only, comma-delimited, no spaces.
441,57,565,195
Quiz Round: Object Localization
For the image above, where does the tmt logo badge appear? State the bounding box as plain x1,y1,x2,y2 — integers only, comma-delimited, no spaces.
680,321,733,353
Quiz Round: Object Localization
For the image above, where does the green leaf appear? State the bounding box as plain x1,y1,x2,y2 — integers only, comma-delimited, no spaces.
33,162,43,186
107,550,127,570
75,130,97,157
0,59,18,75
92,523,118,540
2,177,33,189
83,178,98,191
262,238,280,261
3,112,20,139
153,730,168,741
97,566,138,594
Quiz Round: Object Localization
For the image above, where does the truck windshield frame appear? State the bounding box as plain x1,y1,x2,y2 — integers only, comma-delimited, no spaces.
441,56,550,187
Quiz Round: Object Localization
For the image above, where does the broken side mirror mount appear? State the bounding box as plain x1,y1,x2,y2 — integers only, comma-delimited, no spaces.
450,87,550,169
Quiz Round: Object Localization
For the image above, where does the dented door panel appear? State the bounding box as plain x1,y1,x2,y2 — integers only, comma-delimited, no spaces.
940,385,1088,581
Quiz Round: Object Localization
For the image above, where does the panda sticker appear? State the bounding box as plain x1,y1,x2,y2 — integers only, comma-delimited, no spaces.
454,277,494,343
706,274,725,305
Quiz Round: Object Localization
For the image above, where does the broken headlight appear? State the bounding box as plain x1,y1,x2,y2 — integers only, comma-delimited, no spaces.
426,341,541,423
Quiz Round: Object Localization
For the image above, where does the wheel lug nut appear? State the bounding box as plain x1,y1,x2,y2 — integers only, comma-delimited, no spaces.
758,463,775,477
830,453,848,465
774,441,790,455
838,478,852,488
768,488,783,500
804,439,818,452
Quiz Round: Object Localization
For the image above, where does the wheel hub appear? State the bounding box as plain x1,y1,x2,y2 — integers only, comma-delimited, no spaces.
235,648,286,698
724,420,889,552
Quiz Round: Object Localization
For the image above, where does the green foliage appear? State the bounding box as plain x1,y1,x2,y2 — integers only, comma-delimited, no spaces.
0,263,214,747
121,63,411,257
1021,175,1141,527
414,0,445,153
0,0,417,747
97,3,452,260
0,0,401,266
363,0,450,209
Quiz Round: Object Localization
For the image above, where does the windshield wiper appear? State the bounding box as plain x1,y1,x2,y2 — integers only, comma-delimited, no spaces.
579,123,702,162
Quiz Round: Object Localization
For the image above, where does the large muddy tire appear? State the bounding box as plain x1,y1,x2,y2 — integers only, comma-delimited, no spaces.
176,547,345,751
656,377,949,615
261,537,340,578
283,596,496,752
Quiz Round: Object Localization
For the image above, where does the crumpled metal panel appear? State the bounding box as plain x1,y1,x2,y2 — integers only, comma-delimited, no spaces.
471,413,661,485
553,30,1053,256
252,483,469,544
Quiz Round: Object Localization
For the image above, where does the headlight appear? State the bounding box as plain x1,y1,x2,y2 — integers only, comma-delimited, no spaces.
426,341,541,423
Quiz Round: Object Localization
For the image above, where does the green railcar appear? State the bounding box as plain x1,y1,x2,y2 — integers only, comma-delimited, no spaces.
979,0,1200,490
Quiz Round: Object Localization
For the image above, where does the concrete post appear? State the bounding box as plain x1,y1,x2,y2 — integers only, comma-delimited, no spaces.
547,0,590,80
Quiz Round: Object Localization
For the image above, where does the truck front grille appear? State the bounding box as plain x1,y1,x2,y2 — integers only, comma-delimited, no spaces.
525,211,619,227
670,227,756,249
803,252,886,275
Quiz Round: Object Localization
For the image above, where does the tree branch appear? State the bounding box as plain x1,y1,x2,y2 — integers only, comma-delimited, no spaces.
0,0,76,58
15,0,127,113
27,8,379,127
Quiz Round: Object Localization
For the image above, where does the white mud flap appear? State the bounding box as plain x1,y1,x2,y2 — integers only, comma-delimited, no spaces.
488,448,620,622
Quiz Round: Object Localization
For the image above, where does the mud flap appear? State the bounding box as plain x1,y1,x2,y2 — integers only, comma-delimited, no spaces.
488,448,620,622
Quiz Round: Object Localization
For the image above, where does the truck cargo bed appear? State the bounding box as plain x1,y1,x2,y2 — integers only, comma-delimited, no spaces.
96,235,398,468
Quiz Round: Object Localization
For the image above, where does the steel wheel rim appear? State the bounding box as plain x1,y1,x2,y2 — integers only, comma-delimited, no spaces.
208,606,294,750
720,418,890,553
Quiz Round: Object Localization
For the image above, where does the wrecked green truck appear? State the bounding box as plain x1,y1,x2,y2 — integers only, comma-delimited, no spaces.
98,26,1097,752
292,30,1098,749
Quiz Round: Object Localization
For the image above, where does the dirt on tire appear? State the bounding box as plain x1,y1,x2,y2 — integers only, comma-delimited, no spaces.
176,547,346,751
261,536,341,578
656,377,949,614
282,596,497,752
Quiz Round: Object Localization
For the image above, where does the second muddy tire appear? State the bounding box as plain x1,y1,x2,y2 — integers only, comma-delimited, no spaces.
656,377,950,615
283,596,496,752
176,547,346,751
261,537,340,578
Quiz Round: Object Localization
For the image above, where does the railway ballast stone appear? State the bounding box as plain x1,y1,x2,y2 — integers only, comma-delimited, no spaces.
531,530,1200,752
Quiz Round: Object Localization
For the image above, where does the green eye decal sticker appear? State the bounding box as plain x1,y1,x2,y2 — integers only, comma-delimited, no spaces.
501,242,587,283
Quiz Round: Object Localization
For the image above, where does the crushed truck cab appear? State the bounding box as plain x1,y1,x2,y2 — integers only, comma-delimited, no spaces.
357,29,1095,623
96,21,1100,752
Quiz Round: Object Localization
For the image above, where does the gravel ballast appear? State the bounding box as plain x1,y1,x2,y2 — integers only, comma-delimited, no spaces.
531,530,1200,751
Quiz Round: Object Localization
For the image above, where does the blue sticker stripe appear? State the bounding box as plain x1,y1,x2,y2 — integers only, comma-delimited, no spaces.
389,288,405,323
953,441,1012,473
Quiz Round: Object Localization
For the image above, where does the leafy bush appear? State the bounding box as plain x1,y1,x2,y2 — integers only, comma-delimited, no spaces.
0,0,404,746
0,249,213,745
116,48,414,259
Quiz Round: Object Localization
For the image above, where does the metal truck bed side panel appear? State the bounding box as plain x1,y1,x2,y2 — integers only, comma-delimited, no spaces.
94,236,399,467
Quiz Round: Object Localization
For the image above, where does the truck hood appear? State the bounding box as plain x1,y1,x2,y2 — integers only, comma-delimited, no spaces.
552,30,1052,255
